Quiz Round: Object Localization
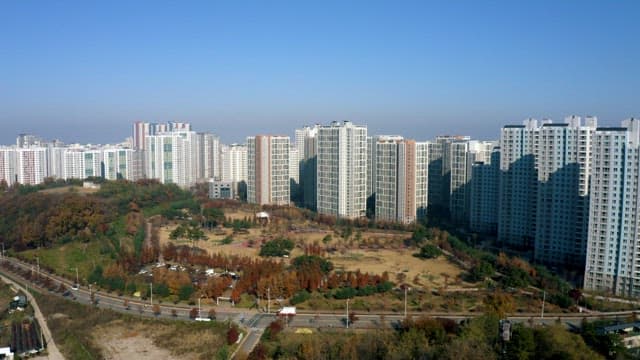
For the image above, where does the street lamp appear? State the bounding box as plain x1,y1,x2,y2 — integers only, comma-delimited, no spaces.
150,283,153,307
346,298,350,329
70,267,79,286
404,286,411,318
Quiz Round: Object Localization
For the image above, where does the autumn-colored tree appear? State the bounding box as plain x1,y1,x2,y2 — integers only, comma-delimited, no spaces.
227,326,239,345
189,307,198,319
152,304,161,316
483,291,515,318
208,308,216,320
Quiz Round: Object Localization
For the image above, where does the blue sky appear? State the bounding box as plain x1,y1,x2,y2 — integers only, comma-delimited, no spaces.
1,1,638,144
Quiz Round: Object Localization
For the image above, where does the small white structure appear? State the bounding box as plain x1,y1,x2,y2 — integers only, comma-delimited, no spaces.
0,346,14,359
209,180,236,199
256,211,270,225
278,306,296,316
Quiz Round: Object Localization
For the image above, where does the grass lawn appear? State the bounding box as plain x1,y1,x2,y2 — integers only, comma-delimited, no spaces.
20,240,117,284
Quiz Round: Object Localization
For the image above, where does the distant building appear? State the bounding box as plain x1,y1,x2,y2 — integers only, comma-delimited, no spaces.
375,137,428,224
469,147,501,234
209,180,235,200
145,130,198,188
449,140,498,225
317,121,367,219
247,135,290,205
295,125,320,210
220,144,247,183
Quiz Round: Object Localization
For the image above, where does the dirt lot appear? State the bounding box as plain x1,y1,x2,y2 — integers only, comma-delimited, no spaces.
95,322,185,360
159,214,470,290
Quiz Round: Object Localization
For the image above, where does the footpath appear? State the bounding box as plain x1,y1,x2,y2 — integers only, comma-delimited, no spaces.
0,273,65,360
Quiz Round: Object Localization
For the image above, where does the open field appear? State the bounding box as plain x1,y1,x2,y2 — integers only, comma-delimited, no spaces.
159,218,470,290
21,240,115,283
35,291,233,360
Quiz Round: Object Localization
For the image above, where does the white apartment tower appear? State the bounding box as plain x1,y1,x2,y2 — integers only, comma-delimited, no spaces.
534,116,597,266
469,146,501,234
221,144,247,183
498,119,542,249
375,138,428,224
0,148,17,186
16,147,48,185
145,130,198,188
584,119,640,296
247,135,290,205
450,140,498,225
103,148,136,180
317,121,367,219
295,125,320,210
196,132,220,181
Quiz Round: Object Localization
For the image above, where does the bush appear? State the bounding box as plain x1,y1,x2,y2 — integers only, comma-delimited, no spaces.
259,237,294,257
291,290,311,305
221,236,233,245
414,244,442,259
334,287,357,300
227,326,239,345
467,261,495,282
179,284,195,301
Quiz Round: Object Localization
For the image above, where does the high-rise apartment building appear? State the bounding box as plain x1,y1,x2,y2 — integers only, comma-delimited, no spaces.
16,147,48,185
427,135,471,213
375,138,428,224
295,125,320,210
247,135,290,205
220,144,247,183
195,132,220,181
368,135,403,200
102,148,136,180
317,121,367,219
450,140,498,225
498,119,542,249
469,147,501,234
0,147,17,186
132,121,151,150
584,118,640,296
534,116,597,267
145,130,198,188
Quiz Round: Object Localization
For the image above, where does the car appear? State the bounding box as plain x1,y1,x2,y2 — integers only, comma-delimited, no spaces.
71,283,79,291
63,290,71,297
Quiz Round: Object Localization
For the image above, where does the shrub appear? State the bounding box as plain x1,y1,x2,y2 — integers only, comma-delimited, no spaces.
291,290,311,305
414,244,442,259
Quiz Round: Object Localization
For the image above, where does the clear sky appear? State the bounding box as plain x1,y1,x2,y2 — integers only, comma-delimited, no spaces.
1,1,638,145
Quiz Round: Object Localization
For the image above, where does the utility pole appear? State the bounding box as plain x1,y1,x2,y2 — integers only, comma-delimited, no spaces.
541,290,546,319
150,283,153,307
36,256,40,277
267,287,270,314
75,267,79,285
198,297,202,318
346,298,350,329
404,286,409,318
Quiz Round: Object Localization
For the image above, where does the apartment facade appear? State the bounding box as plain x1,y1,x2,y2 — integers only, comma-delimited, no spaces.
375,138,428,224
247,135,290,205
317,121,367,219
584,119,640,296
145,130,198,188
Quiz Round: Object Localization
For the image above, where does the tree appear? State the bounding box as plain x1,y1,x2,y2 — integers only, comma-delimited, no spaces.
179,284,195,301
208,308,216,320
152,304,161,316
414,244,442,259
227,326,239,345
483,291,515,318
348,312,358,326
189,307,198,319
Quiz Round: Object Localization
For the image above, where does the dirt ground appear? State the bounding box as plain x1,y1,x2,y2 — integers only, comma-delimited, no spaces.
158,213,470,289
94,321,192,360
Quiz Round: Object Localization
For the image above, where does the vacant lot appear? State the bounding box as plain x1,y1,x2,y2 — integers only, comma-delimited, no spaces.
159,221,469,290
35,292,234,360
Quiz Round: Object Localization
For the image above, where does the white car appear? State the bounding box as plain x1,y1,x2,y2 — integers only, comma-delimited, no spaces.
71,283,79,291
